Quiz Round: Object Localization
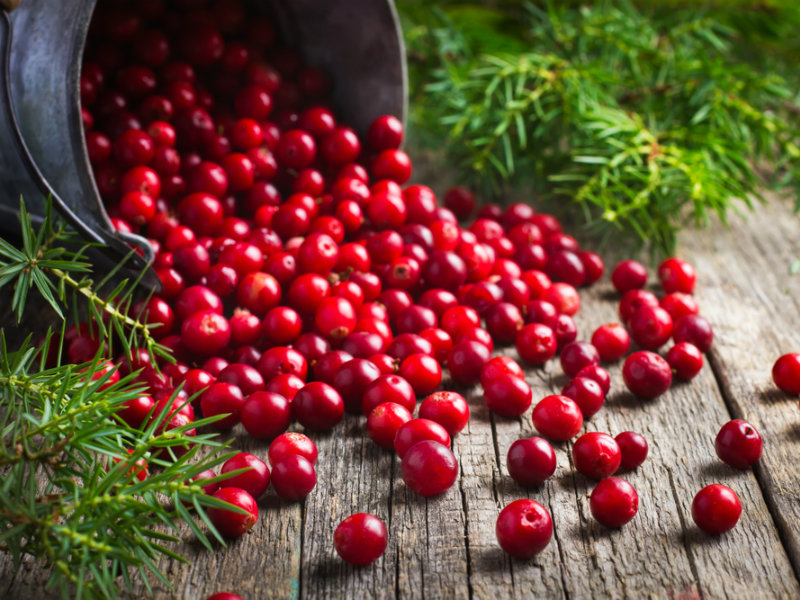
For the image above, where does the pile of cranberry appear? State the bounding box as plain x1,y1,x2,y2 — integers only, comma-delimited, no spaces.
66,2,787,589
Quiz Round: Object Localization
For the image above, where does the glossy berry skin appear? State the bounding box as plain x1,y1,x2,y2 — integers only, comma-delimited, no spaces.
394,418,451,459
506,437,557,486
399,353,442,396
666,342,704,381
591,323,630,363
181,310,230,357
691,484,741,534
418,391,470,436
576,365,611,396
773,353,800,395
531,395,583,441
480,356,525,388
362,374,416,415
334,513,388,565
240,391,291,440
220,453,270,499
292,382,345,431
333,358,381,413
269,432,318,467
207,487,258,537
618,289,659,324
572,432,621,480
495,499,553,559
200,383,245,429
484,374,533,418
622,351,672,399
447,340,492,385
658,257,696,294
561,377,605,419
367,402,414,450
715,419,762,469
515,323,557,366
611,260,648,294
270,455,317,501
672,314,713,353
615,431,649,471
589,477,639,528
559,341,600,378
628,306,673,351
401,440,458,496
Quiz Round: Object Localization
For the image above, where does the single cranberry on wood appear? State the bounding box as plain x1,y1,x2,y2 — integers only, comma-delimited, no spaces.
496,499,553,558
334,513,388,565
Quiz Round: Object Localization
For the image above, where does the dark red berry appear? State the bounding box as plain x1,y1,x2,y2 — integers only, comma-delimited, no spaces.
506,437,556,486
691,484,741,534
622,351,672,399
495,499,553,558
531,395,583,441
589,477,638,528
714,419,762,469
615,431,649,471
334,513,388,565
401,440,458,496
572,432,621,479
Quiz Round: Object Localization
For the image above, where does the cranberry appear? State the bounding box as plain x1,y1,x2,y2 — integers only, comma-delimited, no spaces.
315,297,357,341
715,419,762,469
495,499,553,558
332,358,381,413
485,302,524,344
660,292,699,322
217,363,265,395
398,353,442,396
561,377,605,419
394,418,451,459
292,382,345,431
440,305,480,338
658,257,696,294
666,342,704,380
611,260,648,294
237,271,282,315
506,437,556,486
531,395,583,441
240,391,291,439
591,323,630,362
270,455,316,501
629,305,673,350
691,484,741,534
118,395,155,429
572,432,621,479
256,347,308,381
515,323,557,366
321,127,361,166
773,353,800,394
422,250,467,292
367,402,413,450
615,431,649,470
313,350,353,385
484,374,533,418
362,374,416,415
269,432,318,467
559,341,600,378
480,356,525,388
418,391,470,436
618,289,659,324
206,593,244,600
401,440,458,496
447,340,492,385
181,310,230,357
547,249,585,287
672,314,713,353
419,327,453,362
367,115,404,150
334,513,388,565
207,487,258,537
200,383,245,429
589,477,639,528
261,306,303,345
578,251,605,285
220,452,270,499
542,282,580,316
443,186,476,220
622,351,672,399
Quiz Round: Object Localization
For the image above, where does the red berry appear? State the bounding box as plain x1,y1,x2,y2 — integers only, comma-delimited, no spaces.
515,323,557,366
367,402,413,450
714,419,762,469
270,455,316,501
398,353,442,396
332,358,381,413
443,186,476,220
559,341,599,378
531,395,583,441
495,499,553,558
200,383,245,429
672,314,713,353
208,487,258,537
484,374,533,418
292,382,345,431
590,323,630,362
506,437,556,486
334,513,388,565
419,391,470,436
660,292,699,322
658,257,696,294
615,431,649,471
773,353,800,395
362,374,416,415
447,340,491,385
589,477,639,528
181,310,230,357
666,342,704,380
401,440,458,496
561,377,605,419
394,418,451,459
480,356,525,388
576,365,611,395
220,452,270,499
622,351,672,399
618,289,659,324
240,391,291,439
628,305,673,350
611,260,647,294
572,432,621,479
269,432,318,466
367,115,404,151
691,484,741,534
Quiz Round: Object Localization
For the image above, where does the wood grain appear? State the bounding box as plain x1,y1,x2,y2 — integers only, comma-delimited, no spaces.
4,197,800,599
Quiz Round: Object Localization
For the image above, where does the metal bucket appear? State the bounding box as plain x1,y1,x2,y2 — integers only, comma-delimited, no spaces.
0,1,407,287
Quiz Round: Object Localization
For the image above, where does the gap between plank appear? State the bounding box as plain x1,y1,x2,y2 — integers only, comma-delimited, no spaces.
458,462,475,600
706,350,800,586
667,468,704,600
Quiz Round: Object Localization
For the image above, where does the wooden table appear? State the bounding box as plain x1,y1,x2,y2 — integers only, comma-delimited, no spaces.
2,193,800,599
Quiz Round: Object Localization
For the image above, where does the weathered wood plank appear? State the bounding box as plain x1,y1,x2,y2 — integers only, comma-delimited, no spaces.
680,194,800,582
